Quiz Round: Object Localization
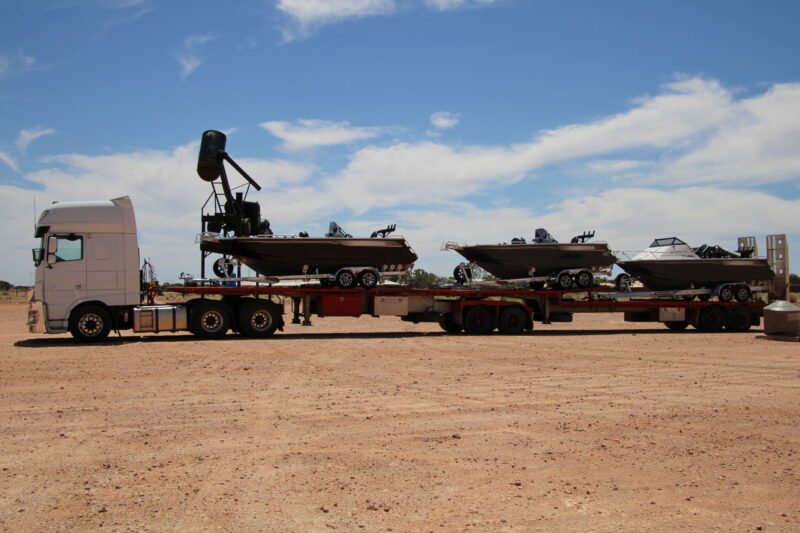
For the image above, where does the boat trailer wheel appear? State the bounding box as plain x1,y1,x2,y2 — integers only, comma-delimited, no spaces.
734,284,751,302
212,257,236,278
335,269,356,289
575,270,593,289
357,269,379,289
556,272,574,290
717,285,734,303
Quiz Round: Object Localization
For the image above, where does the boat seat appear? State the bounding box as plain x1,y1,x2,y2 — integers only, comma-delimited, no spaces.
533,228,558,244
326,222,352,238
511,237,526,244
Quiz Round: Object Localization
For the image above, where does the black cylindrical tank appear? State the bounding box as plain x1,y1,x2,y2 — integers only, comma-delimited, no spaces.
197,130,227,181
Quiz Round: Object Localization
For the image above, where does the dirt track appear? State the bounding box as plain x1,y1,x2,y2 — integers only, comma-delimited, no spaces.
1,300,798,532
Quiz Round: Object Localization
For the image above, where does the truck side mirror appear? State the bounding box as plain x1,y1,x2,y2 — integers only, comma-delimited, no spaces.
46,236,58,265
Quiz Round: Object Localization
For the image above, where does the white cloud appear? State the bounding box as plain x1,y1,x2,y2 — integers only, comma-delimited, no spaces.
430,111,460,129
424,0,500,11
16,127,56,154
0,50,42,79
260,119,387,150
0,152,20,173
277,0,395,40
175,33,217,79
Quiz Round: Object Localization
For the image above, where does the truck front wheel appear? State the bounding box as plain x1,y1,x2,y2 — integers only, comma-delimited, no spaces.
69,304,112,342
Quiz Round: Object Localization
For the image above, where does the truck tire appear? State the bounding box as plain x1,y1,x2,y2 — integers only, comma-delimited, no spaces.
463,306,496,335
726,307,752,332
69,304,112,342
438,314,463,333
239,300,280,338
697,306,725,332
498,306,528,334
190,300,231,339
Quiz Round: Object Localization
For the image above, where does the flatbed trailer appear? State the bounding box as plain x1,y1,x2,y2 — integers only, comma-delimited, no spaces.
154,284,765,339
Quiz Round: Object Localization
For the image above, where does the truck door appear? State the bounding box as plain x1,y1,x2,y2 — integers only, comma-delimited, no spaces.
42,234,87,327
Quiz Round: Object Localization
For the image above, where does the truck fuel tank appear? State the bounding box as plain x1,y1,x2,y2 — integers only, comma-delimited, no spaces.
133,305,187,333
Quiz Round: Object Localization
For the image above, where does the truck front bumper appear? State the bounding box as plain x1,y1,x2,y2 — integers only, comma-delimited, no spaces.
27,299,46,333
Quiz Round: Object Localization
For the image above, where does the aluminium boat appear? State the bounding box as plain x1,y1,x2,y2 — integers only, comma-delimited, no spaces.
447,228,616,287
616,237,773,291
196,130,417,285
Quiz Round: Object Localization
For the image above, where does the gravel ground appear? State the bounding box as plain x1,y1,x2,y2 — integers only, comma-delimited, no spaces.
1,300,798,532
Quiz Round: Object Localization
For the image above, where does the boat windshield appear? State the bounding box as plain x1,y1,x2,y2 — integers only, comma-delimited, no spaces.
650,237,686,247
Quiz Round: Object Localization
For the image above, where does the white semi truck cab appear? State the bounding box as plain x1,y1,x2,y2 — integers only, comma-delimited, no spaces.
28,196,143,338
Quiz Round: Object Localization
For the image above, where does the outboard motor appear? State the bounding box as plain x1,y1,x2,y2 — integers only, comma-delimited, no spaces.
197,130,227,182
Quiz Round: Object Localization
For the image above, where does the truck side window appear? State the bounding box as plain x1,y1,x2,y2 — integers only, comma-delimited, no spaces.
55,235,83,262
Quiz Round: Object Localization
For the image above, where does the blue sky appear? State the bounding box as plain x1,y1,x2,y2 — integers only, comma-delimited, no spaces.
1,0,799,285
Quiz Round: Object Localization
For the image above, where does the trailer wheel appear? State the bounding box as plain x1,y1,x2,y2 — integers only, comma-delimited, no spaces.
69,304,112,342
557,272,574,290
357,269,379,289
697,306,725,332
615,273,631,291
717,285,734,302
664,320,689,331
734,284,751,302
453,265,472,284
575,270,594,289
190,301,231,338
726,307,752,332
335,269,356,289
438,314,463,333
463,306,496,335
239,300,279,338
498,306,528,334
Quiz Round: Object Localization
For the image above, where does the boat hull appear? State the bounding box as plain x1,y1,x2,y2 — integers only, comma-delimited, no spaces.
201,236,417,276
454,243,616,279
617,258,774,290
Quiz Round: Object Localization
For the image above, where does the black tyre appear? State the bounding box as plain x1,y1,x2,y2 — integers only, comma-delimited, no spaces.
438,314,463,333
239,300,280,338
726,307,752,332
453,265,472,284
556,272,574,290
665,320,689,331
718,285,734,302
212,257,235,278
697,306,725,332
463,306,496,335
575,270,594,289
357,269,379,289
190,300,231,338
335,269,356,289
734,284,751,302
615,273,631,291
498,306,528,334
69,304,112,342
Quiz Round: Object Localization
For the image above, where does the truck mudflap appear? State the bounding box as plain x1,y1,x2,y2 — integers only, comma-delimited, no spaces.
27,299,46,333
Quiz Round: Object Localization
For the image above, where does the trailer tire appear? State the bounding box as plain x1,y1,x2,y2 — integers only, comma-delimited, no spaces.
335,269,356,289
438,314,462,333
357,269,379,289
717,285,734,303
69,304,112,342
557,272,574,290
664,320,689,331
734,284,751,302
239,300,280,338
726,307,752,332
575,270,593,289
615,273,631,291
498,306,528,334
453,265,472,284
190,300,231,338
697,306,725,332
463,306,496,335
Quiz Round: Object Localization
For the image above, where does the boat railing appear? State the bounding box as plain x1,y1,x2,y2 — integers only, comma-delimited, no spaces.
198,231,410,242
612,249,699,261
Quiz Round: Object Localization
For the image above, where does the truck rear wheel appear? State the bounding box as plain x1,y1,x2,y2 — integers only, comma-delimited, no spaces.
664,320,689,331
239,300,280,338
69,304,112,342
697,306,725,332
438,314,463,333
498,306,528,334
190,300,231,339
726,307,752,332
463,306,496,335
